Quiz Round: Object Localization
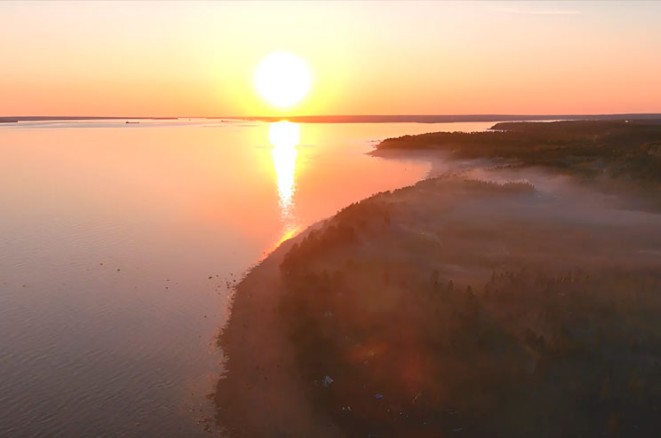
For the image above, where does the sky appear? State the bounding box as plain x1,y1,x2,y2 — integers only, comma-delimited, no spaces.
1,1,660,117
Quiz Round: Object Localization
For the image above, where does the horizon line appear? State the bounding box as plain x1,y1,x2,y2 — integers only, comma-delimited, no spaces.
2,113,661,123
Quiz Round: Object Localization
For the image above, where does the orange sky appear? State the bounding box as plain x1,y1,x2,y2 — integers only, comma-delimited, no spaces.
1,1,660,117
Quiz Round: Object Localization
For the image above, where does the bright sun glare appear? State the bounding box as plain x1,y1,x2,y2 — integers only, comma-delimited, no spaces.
254,52,312,109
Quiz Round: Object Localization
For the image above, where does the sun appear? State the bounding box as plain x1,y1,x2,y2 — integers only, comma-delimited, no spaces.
254,51,312,110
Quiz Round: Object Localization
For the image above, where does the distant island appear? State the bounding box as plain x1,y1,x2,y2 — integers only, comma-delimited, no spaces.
215,120,661,436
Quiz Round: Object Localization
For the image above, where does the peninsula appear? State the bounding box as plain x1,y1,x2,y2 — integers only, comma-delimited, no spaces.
215,120,661,436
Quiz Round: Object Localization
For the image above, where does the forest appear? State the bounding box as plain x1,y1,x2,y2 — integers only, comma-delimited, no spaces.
277,173,661,436
378,120,661,186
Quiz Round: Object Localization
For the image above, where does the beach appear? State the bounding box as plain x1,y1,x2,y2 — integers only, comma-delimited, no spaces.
214,224,341,437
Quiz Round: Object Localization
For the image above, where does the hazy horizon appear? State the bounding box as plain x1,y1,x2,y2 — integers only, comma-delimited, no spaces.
4,112,661,121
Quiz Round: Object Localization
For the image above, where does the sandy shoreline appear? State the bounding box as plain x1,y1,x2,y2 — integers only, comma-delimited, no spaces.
214,224,341,437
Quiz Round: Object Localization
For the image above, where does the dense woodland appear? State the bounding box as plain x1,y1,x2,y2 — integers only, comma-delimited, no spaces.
378,120,661,186
277,177,661,437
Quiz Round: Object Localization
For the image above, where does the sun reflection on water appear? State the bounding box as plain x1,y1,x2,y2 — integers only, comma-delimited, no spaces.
269,121,299,222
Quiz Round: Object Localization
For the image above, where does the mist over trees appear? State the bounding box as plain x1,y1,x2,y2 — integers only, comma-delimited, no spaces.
277,176,661,436
378,120,661,186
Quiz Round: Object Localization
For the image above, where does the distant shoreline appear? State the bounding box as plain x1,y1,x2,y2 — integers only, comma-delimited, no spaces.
230,114,661,124
0,116,176,123
3,113,661,124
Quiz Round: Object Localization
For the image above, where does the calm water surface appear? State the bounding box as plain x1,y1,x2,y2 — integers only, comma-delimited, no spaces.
0,119,494,436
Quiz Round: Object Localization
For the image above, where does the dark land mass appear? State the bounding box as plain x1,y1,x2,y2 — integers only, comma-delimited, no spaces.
377,120,661,188
216,120,661,437
221,114,661,124
0,116,176,123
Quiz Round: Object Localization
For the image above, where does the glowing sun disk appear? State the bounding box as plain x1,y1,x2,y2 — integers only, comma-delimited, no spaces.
255,52,312,109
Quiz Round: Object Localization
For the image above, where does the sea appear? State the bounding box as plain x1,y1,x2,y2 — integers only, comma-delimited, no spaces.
0,119,494,436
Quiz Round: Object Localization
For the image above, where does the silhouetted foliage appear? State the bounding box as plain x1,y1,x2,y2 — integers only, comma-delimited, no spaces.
276,176,661,437
378,120,661,186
